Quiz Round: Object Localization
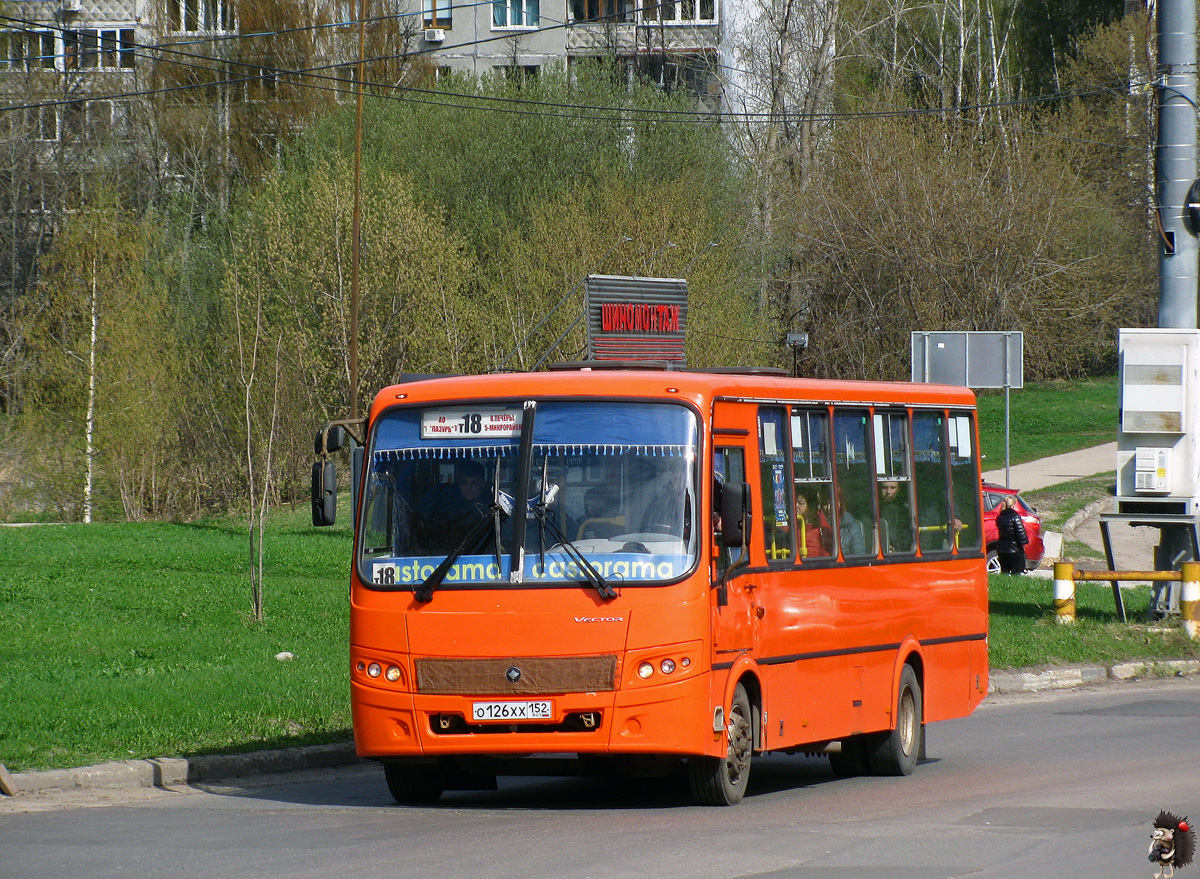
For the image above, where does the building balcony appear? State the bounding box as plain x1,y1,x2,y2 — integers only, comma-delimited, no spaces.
565,21,718,55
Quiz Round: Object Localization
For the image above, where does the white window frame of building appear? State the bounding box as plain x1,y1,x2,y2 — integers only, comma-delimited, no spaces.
87,99,131,140
495,63,539,81
493,0,538,29
243,66,279,102
63,29,137,70
61,100,85,141
641,0,717,25
26,105,58,141
1,30,57,69
423,0,452,29
569,0,629,24
168,0,232,33
336,0,358,26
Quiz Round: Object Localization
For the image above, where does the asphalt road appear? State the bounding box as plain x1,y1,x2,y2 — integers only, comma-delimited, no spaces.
3,677,1198,879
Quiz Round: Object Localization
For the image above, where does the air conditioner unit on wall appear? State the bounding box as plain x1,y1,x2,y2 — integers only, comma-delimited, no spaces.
1134,446,1172,494
424,28,445,42
62,0,82,12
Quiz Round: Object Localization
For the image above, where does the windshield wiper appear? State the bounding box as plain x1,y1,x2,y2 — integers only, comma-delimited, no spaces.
531,467,615,601
541,515,616,600
509,400,537,584
415,471,508,604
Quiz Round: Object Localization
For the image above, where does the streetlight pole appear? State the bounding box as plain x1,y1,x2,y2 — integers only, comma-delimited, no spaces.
348,0,367,511
350,0,366,421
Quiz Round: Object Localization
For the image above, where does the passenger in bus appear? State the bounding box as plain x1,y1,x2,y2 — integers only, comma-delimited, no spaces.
578,485,623,539
633,457,687,536
794,490,830,558
835,482,867,556
418,460,491,552
878,480,913,552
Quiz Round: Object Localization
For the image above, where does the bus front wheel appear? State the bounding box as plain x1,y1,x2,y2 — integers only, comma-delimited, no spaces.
383,759,444,804
869,664,922,776
688,683,753,806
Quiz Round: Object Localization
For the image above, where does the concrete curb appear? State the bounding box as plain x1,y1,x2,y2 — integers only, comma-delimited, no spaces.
1062,498,1110,542
6,659,1200,795
990,659,1200,694
3,741,361,796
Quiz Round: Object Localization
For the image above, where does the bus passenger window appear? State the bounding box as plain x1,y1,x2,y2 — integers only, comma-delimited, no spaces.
713,446,746,573
874,410,915,555
833,410,877,559
758,408,794,562
913,411,952,552
949,412,982,552
791,408,833,559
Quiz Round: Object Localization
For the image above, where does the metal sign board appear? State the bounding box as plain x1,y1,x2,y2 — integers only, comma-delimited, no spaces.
910,331,1023,389
585,274,688,363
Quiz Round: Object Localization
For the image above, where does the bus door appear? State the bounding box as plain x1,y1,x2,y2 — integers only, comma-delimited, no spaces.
712,445,758,657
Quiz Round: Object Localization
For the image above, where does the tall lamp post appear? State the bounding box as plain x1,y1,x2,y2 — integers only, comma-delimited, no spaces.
348,0,367,510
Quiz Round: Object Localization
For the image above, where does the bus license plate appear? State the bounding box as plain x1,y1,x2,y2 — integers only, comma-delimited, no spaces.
471,700,552,722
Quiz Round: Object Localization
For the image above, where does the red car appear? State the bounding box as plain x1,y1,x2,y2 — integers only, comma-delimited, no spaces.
981,482,1044,573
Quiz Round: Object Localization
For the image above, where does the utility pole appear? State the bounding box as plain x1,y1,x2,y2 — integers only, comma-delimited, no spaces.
1154,0,1198,573
1156,0,1198,329
351,0,366,421
349,0,367,512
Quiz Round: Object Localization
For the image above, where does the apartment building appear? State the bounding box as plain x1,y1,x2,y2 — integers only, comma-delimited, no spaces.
1,0,722,155
417,0,723,109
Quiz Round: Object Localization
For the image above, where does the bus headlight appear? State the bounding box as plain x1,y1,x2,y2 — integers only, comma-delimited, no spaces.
385,665,402,682
367,662,382,678
660,659,676,674
638,662,655,679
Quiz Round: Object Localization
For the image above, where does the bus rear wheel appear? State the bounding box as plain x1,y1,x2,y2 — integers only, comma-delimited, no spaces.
383,759,445,804
688,683,753,806
869,665,922,776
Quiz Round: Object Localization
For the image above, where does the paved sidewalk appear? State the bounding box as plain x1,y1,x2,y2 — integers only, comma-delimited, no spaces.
982,442,1167,572
983,442,1116,492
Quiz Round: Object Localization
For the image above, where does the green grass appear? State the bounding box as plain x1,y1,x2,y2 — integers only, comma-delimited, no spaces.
988,573,1200,669
0,511,353,772
976,376,1118,466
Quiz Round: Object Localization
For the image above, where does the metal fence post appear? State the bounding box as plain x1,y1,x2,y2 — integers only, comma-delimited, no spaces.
1182,561,1199,640
1053,562,1076,624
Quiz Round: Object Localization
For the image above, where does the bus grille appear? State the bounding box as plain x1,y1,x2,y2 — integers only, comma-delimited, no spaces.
415,655,618,695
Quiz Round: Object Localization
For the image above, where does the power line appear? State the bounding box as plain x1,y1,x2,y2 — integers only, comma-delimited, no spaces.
0,10,1150,129
0,11,1158,157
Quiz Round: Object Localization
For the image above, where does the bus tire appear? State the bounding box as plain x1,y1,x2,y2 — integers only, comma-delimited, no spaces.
828,735,869,778
688,683,753,806
383,759,445,804
869,664,922,776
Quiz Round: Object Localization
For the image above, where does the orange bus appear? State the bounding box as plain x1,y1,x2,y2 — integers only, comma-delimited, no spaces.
315,364,988,805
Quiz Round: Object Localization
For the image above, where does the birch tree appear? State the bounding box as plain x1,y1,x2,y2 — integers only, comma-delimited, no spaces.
20,193,177,520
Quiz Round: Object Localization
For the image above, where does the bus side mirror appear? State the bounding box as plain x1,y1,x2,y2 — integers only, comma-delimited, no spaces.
315,424,346,456
719,481,751,548
312,460,337,526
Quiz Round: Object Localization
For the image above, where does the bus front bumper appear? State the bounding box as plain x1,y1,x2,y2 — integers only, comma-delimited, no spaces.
351,671,716,759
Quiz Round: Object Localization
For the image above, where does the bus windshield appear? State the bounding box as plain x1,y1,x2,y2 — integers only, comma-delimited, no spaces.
359,400,699,590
